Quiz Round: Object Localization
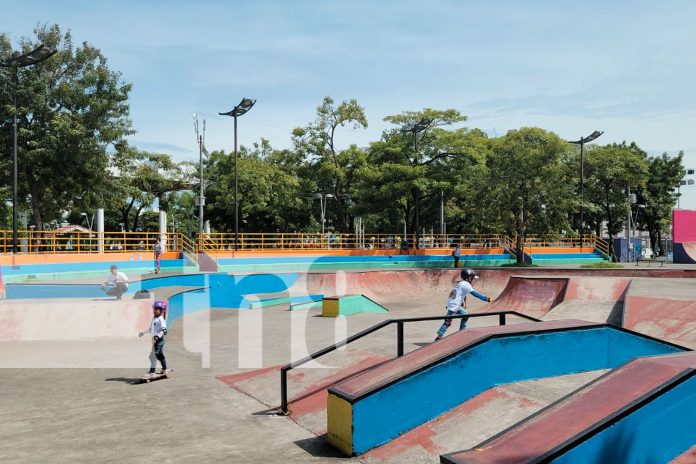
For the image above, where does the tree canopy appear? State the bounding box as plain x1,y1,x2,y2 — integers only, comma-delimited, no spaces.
0,25,684,252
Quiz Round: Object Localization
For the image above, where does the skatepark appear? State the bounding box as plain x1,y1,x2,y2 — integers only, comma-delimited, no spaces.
1,250,696,463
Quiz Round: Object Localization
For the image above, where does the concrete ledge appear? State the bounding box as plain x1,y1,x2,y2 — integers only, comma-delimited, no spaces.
326,321,687,455
443,352,696,463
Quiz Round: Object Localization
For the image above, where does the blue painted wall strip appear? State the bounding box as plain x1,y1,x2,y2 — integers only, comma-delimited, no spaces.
348,328,683,454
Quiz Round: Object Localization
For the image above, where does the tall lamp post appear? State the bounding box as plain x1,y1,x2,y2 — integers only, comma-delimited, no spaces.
568,130,603,243
1,44,56,254
193,114,206,232
314,193,334,237
219,98,256,250
406,117,432,249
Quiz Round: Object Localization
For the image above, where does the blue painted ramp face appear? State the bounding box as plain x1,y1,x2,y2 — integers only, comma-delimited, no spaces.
552,375,696,464
327,325,686,455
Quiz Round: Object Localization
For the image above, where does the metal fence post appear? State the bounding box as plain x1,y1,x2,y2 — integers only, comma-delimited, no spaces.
280,368,289,415
397,321,404,357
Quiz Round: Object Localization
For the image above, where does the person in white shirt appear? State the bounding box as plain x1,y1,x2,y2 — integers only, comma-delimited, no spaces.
435,268,493,340
139,300,169,375
101,265,129,300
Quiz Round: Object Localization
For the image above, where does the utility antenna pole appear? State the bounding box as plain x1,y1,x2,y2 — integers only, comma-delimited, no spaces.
194,114,207,232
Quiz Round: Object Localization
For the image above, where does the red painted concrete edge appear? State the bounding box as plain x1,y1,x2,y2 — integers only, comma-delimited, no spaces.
330,320,600,401
443,352,696,463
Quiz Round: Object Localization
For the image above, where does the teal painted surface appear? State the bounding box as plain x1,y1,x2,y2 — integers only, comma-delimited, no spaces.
551,374,696,463
2,259,196,283
219,258,514,273
334,294,388,315
532,258,605,266
530,252,608,266
248,294,323,309
347,327,685,454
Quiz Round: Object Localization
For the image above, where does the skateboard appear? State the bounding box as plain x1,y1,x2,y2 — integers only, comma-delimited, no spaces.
139,369,174,383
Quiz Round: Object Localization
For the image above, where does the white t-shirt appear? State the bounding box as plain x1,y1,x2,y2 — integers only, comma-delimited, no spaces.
106,271,129,289
142,315,166,338
446,280,474,312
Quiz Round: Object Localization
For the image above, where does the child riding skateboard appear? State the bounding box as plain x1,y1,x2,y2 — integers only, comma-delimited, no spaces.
435,268,492,340
139,300,170,377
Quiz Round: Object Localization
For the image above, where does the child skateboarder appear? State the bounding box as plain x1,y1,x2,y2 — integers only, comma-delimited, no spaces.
435,268,492,340
139,300,169,377
153,238,163,274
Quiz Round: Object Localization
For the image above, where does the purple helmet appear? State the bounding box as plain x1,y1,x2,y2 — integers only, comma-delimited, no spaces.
153,300,168,311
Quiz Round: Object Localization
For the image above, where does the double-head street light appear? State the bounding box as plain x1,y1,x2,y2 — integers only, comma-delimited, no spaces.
568,130,603,240
219,98,256,250
1,44,56,254
314,193,334,237
80,212,94,231
406,117,433,249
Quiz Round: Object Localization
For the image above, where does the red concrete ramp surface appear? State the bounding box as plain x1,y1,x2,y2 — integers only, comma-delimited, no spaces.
487,277,568,318
442,352,696,464
217,349,389,435
623,278,696,349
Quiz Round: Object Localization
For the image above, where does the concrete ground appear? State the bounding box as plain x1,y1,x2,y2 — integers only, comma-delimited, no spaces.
1,268,693,463
0,294,504,463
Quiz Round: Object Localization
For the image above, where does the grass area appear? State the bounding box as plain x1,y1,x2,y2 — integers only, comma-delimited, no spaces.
579,262,623,269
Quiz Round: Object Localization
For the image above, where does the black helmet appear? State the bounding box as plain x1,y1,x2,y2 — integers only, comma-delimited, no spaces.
460,268,478,282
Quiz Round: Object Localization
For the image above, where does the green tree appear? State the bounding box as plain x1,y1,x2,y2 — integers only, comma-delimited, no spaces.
584,142,649,258
292,97,367,232
205,143,308,233
0,24,132,230
355,109,480,240
107,145,189,232
637,152,683,256
485,127,573,263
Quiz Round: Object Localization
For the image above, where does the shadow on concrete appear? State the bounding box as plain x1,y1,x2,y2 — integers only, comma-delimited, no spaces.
293,434,348,459
251,407,282,416
104,376,144,385
607,302,624,326
414,341,433,347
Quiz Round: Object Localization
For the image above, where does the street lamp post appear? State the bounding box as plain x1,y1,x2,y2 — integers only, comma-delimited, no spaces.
314,193,334,237
568,130,603,244
406,117,432,249
1,44,56,254
220,98,256,250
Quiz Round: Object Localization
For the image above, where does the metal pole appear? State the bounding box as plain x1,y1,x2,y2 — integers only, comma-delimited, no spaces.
397,321,404,357
414,131,419,249
280,368,289,415
320,195,325,237
627,185,631,262
198,134,204,232
579,141,584,246
440,190,444,242
12,68,19,254
234,114,239,250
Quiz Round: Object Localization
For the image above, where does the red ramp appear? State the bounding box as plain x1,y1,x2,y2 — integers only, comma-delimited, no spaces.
487,277,568,318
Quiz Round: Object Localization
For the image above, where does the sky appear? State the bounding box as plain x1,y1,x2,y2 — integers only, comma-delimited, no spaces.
3,0,696,179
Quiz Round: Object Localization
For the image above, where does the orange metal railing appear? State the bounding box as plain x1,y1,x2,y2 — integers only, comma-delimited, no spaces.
0,229,607,256
196,233,507,252
0,230,181,255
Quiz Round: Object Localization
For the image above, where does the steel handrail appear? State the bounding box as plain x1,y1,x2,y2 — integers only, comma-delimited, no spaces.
279,310,540,414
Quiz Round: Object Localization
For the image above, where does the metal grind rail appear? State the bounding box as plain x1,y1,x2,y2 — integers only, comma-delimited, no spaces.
279,310,541,415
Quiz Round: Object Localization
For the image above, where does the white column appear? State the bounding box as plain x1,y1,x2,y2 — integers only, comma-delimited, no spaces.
159,211,167,251
204,220,211,234
97,208,105,253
